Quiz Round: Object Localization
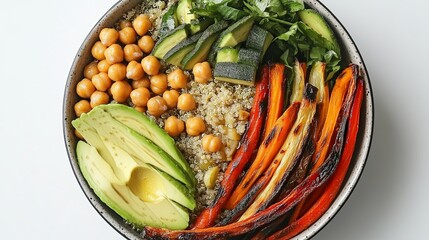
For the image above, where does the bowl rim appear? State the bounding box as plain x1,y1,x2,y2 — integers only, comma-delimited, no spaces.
62,0,374,239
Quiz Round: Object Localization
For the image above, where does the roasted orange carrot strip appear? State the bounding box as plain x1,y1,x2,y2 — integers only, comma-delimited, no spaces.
268,78,364,240
225,102,300,210
262,63,286,139
191,65,269,229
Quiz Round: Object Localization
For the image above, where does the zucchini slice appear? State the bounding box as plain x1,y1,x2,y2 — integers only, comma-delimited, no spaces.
164,33,203,67
181,21,229,70
213,62,257,86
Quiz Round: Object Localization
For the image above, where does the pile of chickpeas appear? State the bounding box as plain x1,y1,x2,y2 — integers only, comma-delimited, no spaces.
74,14,223,154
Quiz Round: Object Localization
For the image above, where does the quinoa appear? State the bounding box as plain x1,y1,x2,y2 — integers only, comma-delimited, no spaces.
120,0,256,215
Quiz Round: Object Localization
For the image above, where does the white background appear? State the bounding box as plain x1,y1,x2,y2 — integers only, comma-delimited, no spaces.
0,0,428,239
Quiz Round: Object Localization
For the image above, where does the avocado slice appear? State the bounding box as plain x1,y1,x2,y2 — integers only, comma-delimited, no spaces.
73,115,196,210
298,9,340,55
78,107,194,188
99,104,195,187
76,141,190,229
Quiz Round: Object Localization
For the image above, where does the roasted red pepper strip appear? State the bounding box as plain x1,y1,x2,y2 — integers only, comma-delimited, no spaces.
268,78,364,240
191,65,269,229
143,100,351,239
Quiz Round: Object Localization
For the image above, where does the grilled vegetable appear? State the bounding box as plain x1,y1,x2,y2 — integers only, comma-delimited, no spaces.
239,84,318,221
270,78,364,240
308,62,329,140
289,64,358,221
262,63,287,139
191,66,269,229
225,101,300,210
290,61,306,103
143,100,350,238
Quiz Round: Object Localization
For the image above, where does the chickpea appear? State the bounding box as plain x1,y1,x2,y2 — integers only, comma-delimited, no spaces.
110,81,132,103
168,68,188,89
164,116,185,137
131,77,150,89
202,135,223,153
134,106,146,113
186,116,206,136
108,63,127,81
119,27,137,45
138,35,155,53
193,62,212,83
130,87,150,107
83,61,99,80
76,78,96,99
146,96,168,117
91,72,112,91
124,44,143,62
150,73,168,95
177,93,196,111
99,28,119,47
163,89,180,109
126,60,145,81
141,55,161,75
74,99,92,117
90,91,109,108
91,41,106,60
97,60,111,73
104,43,124,64
133,14,152,36
119,20,132,30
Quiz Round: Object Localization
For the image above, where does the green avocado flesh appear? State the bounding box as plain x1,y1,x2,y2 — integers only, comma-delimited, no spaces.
73,105,196,229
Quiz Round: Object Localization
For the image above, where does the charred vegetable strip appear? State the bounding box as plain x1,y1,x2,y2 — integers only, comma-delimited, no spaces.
143,102,349,239
289,64,358,222
290,61,307,103
191,65,269,229
225,102,300,210
262,63,286,139
308,62,329,140
268,78,364,240
238,84,317,221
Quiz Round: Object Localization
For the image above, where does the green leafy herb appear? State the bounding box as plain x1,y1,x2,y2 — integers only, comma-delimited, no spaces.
190,0,342,80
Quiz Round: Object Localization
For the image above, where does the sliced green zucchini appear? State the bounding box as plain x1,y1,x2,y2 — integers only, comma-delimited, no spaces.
245,25,273,61
208,16,254,63
189,18,214,35
213,62,257,86
164,33,203,67
152,25,189,59
237,48,260,66
176,0,196,25
181,21,229,70
216,47,239,63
